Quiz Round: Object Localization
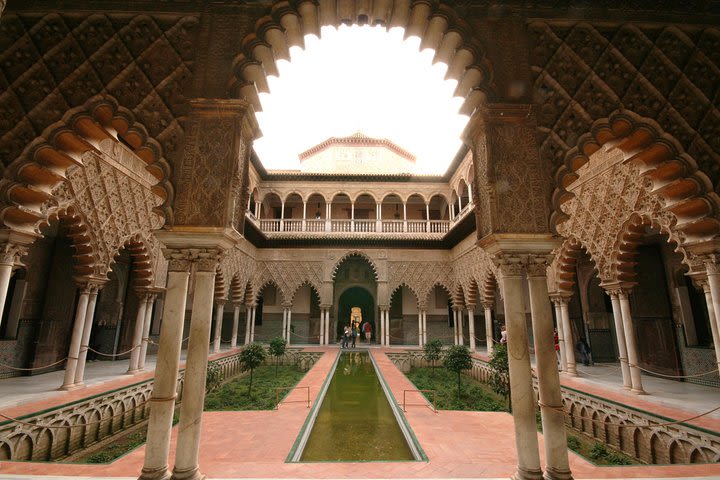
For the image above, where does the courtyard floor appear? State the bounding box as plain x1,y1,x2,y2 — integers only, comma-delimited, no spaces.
0,345,719,479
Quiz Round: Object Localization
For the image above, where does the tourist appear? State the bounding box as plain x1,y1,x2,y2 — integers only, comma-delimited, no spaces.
500,324,507,344
351,323,358,348
362,320,372,344
342,325,351,348
554,328,560,366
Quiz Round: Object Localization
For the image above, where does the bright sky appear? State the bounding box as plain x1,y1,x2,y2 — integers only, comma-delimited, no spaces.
253,25,470,175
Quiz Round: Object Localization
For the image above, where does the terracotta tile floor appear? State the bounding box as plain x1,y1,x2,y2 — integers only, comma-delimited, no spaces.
1,346,719,479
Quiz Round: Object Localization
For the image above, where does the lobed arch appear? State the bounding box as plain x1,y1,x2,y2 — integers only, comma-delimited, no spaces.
289,280,322,305
552,110,720,243
389,282,421,307
254,278,289,306
421,280,453,309
452,284,466,308
549,236,598,294
0,95,172,235
480,269,498,306
463,277,480,307
228,1,494,116
117,232,159,289
229,275,245,304
331,250,379,281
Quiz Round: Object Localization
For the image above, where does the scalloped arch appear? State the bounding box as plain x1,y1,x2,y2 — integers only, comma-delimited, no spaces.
331,250,379,281
228,1,494,116
389,282,420,305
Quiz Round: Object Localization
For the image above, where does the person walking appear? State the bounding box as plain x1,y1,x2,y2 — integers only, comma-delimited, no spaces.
351,323,358,348
362,320,372,344
342,325,351,348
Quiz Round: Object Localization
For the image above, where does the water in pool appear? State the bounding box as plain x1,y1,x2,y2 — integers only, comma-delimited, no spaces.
300,351,415,461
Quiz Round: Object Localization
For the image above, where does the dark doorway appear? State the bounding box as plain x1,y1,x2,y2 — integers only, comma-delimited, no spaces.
337,287,375,342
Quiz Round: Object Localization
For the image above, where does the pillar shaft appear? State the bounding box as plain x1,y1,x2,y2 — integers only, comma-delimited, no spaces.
128,294,150,373
172,269,216,480
559,300,576,376
231,305,240,348
701,282,720,370
452,309,458,345
139,295,156,371
608,292,631,389
705,269,720,368
385,309,390,345
61,289,90,389
618,290,645,394
319,307,325,345
484,306,493,355
458,309,464,346
501,271,542,480
552,300,567,372
286,308,292,345
244,306,252,344
528,271,572,480
0,263,13,332
212,302,225,353
74,288,100,386
140,266,191,480
422,310,427,345
282,308,288,342
418,311,423,346
468,308,476,351
250,306,257,342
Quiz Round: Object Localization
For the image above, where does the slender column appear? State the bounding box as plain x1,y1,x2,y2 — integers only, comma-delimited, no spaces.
606,290,631,389
422,310,427,345
172,254,220,480
74,285,101,386
450,203,455,220
140,253,191,480
558,298,577,376
302,201,307,231
467,182,472,203
255,201,261,217
286,308,292,345
0,264,13,331
231,304,240,348
552,299,567,372
0,243,27,332
498,259,542,480
319,307,325,345
425,203,430,232
250,306,257,342
385,309,390,346
325,308,331,344
60,286,91,389
376,203,382,232
402,202,407,232
244,306,252,344
458,193,463,212
617,289,645,394
351,202,355,232
279,200,285,231
467,307,476,351
458,308,464,346
418,310,423,346
699,280,720,371
527,261,572,480
128,293,150,373
704,260,720,363
378,308,384,346
212,301,225,354
282,308,288,342
139,294,157,371
484,305,493,355
453,309,459,345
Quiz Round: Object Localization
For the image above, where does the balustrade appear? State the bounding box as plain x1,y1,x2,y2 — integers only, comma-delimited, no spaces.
406,220,427,233
251,214,453,236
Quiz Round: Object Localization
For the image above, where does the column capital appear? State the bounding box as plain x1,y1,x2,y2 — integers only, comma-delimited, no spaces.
74,276,107,293
525,254,553,277
600,281,635,298
162,247,226,273
702,254,720,275
548,292,572,305
0,241,29,267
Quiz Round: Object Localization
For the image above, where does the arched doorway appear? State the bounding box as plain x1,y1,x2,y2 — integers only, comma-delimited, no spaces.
336,287,375,342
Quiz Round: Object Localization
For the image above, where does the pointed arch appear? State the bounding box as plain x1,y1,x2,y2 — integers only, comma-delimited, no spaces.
331,251,379,281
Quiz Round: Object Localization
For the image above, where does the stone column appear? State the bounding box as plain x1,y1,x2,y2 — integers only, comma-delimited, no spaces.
558,297,577,376
467,307,476,351
128,293,150,374
452,308,459,345
699,280,720,371
704,259,720,363
212,301,225,354
139,294,157,371
458,308,464,346
617,288,645,394
484,304,494,355
172,251,221,480
60,285,91,390
231,303,240,348
605,289,631,389
527,259,572,480
319,307,325,345
74,283,102,386
282,307,288,342
498,258,542,480
0,243,27,333
422,310,427,345
140,251,192,480
244,305,252,344
286,307,292,345
325,308,331,344
250,305,257,342
383,308,390,346
551,299,567,372
418,310,423,346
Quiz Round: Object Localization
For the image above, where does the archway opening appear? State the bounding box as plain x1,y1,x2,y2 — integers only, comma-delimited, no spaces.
337,286,375,343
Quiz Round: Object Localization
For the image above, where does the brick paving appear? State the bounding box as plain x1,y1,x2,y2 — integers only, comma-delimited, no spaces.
0,346,719,479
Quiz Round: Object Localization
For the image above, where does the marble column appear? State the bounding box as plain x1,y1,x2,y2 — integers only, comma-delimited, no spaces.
319,307,325,345
60,286,91,390
231,304,240,348
140,253,192,480
421,310,427,345
418,311,423,346
551,299,567,372
458,308,464,346
0,242,27,334
617,289,645,394
385,309,390,345
172,254,220,480
325,308,331,344
212,301,225,354
250,306,257,342
74,284,102,386
452,309,459,345
499,262,542,480
282,308,288,342
138,294,157,371
606,290,631,389
700,280,720,371
484,304,494,355
128,293,150,374
527,261,572,480
244,306,252,344
286,308,292,345
704,260,720,366
468,307,476,351
558,297,577,376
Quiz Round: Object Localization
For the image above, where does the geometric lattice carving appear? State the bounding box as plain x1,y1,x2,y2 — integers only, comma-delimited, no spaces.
252,260,323,305
388,261,455,309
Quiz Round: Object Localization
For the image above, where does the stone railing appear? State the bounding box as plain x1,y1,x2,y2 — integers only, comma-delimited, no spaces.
0,347,324,462
387,351,720,465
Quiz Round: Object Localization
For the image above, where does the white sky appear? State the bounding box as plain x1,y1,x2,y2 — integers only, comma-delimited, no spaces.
253,25,469,175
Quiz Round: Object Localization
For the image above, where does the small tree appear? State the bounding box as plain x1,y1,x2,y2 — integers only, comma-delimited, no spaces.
268,336,287,377
423,339,443,371
489,343,511,411
205,361,224,394
443,345,472,402
239,342,267,396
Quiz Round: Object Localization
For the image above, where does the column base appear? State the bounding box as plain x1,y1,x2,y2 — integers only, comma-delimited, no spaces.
543,466,573,480
512,466,544,480
58,383,82,391
139,466,172,480
631,388,647,395
127,369,140,375
171,466,205,480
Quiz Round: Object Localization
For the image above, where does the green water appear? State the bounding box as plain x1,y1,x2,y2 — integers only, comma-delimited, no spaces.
300,351,415,461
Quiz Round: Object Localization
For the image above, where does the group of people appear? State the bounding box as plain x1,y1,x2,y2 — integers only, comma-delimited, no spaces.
342,319,372,348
